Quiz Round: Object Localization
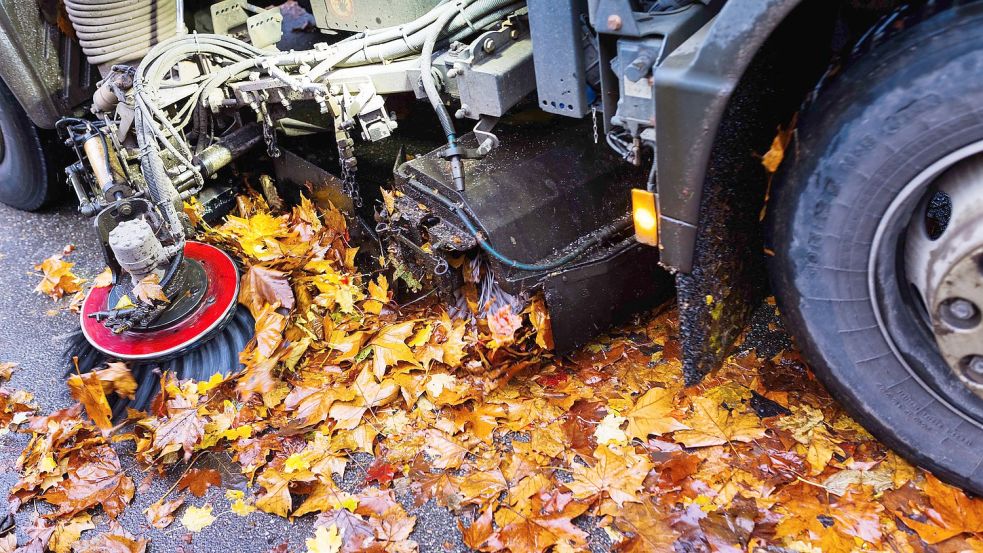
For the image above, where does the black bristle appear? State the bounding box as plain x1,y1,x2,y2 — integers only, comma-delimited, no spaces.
63,307,255,417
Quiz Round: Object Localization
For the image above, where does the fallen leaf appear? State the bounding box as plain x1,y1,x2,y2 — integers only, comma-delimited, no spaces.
92,268,114,288
566,444,652,507
66,372,113,431
370,321,419,377
132,273,168,305
145,497,185,529
624,387,687,440
181,503,216,532
241,266,295,319
674,395,766,448
306,524,342,553
177,468,222,497
34,254,83,299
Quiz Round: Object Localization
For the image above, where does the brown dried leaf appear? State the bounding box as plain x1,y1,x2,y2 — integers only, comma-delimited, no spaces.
240,266,295,319
177,468,222,498
132,273,169,305
145,496,185,529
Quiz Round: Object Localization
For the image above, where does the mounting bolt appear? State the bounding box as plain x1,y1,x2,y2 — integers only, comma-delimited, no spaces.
482,38,496,53
948,298,978,321
607,14,622,31
968,356,983,376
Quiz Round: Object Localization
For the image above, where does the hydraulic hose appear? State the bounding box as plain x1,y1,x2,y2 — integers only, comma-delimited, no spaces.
135,108,184,251
335,0,517,67
406,179,631,272
420,2,475,191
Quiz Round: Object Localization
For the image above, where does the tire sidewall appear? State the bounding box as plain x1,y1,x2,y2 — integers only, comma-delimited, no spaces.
770,7,983,491
0,79,49,211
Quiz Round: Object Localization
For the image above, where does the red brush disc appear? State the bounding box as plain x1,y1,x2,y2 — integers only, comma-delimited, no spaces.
80,241,240,361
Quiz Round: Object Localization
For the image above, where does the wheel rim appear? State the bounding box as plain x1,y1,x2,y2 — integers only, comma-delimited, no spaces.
870,140,983,424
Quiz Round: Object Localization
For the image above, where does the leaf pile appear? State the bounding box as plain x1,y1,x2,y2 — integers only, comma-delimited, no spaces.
10,192,983,552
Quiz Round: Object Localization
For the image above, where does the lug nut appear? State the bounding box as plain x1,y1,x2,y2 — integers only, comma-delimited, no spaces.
968,356,983,376
947,298,978,321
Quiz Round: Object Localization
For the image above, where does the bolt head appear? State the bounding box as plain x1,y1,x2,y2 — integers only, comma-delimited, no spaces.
482,38,496,53
969,356,983,376
607,14,623,31
948,298,977,321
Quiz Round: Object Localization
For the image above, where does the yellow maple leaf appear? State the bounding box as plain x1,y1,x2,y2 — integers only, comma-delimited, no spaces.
777,405,844,475
181,504,216,532
594,412,628,446
624,387,688,440
49,514,93,553
673,395,766,448
369,321,419,377
231,498,256,517
92,267,114,288
113,294,135,310
285,452,311,473
196,373,225,395
34,254,84,299
132,273,169,304
566,444,652,506
306,524,342,553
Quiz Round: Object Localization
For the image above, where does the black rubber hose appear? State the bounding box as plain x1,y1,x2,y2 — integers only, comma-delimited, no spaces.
420,2,472,190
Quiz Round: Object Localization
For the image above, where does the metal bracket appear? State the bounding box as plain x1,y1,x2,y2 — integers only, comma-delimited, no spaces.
441,116,500,160
211,0,283,48
340,82,398,142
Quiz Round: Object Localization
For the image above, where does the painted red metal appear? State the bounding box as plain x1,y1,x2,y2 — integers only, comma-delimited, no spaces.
80,241,240,360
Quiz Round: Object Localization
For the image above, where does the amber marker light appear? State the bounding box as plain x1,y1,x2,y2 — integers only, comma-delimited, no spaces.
632,188,659,246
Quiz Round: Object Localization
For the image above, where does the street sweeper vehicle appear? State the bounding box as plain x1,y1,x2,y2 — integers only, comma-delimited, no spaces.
1,0,983,495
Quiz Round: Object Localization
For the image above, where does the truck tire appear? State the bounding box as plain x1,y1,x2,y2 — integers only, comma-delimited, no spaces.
769,3,983,494
0,79,51,211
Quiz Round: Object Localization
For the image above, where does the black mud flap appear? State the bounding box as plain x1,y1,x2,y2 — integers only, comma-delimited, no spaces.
674,91,772,385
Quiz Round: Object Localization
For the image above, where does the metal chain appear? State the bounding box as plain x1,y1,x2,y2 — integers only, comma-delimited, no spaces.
259,103,281,158
591,105,599,144
335,118,362,208
327,91,363,208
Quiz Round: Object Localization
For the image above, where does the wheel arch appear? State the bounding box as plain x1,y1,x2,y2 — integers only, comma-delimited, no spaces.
653,0,857,272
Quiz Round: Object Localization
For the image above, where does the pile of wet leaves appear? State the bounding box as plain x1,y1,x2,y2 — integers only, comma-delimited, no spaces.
12,192,983,553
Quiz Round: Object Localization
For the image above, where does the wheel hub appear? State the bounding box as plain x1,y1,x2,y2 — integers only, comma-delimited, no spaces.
904,153,983,396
